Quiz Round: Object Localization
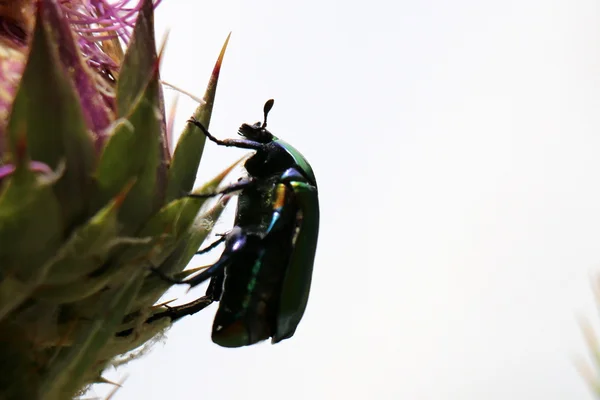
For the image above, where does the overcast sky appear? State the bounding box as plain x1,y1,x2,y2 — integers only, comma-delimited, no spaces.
93,1,600,399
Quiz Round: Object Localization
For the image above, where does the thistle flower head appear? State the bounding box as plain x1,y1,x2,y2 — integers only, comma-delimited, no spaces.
0,0,165,176
0,1,232,398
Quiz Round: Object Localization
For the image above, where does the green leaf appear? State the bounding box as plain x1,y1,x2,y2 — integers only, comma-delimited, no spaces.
166,33,231,201
6,4,95,230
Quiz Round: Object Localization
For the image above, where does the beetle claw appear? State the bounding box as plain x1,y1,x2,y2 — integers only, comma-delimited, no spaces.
148,266,185,285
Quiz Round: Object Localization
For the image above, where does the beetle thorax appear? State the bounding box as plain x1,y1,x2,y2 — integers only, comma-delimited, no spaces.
244,142,295,179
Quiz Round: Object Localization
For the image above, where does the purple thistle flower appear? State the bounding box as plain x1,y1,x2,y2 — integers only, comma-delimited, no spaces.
0,0,161,180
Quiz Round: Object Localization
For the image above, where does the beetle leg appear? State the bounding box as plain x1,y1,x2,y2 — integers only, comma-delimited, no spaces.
278,168,314,188
141,267,227,325
143,294,215,324
141,263,227,324
187,177,256,199
205,270,225,300
187,117,264,151
148,266,194,285
195,235,227,255
150,251,233,288
183,254,234,287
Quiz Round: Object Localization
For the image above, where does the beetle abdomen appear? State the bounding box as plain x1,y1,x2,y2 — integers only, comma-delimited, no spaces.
211,186,298,347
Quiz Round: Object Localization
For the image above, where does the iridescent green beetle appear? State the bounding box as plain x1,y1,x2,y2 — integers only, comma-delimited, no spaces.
159,100,319,346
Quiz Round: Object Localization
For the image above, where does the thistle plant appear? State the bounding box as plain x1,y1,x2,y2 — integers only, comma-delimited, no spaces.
0,0,235,398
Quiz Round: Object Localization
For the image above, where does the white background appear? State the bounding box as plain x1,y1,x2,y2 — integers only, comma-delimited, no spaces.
92,1,600,399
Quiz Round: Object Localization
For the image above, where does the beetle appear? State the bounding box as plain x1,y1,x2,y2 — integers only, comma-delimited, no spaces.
155,99,319,347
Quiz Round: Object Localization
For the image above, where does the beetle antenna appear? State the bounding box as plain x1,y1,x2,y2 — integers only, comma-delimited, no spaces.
262,99,275,128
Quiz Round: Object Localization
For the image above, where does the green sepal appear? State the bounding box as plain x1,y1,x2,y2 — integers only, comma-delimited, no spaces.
33,270,120,304
129,197,229,317
6,5,95,230
6,300,63,348
166,33,231,201
33,190,204,304
41,0,114,136
40,273,143,400
101,311,171,366
0,166,62,320
0,277,34,324
130,266,207,311
66,163,238,317
116,0,157,117
41,182,133,286
157,194,230,278
30,239,150,304
154,155,244,278
94,69,162,235
132,196,230,310
116,0,168,205
112,157,242,277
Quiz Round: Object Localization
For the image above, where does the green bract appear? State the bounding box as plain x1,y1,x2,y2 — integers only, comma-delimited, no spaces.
0,0,234,398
